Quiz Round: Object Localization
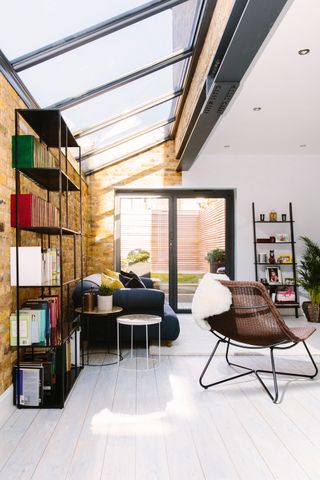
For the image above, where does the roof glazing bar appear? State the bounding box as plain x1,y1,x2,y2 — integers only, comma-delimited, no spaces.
80,117,175,161
12,0,188,72
85,137,170,175
47,48,193,110
74,89,183,138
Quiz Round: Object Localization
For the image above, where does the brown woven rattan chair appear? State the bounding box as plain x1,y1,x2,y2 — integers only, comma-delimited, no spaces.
199,281,318,403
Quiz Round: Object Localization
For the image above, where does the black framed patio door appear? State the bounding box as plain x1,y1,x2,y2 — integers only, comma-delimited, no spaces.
115,189,234,313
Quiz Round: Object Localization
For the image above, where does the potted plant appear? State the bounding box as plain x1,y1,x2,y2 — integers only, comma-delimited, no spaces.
298,236,320,322
205,248,225,273
97,284,115,311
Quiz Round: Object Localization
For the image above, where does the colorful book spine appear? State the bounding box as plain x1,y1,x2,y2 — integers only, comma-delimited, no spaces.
12,135,58,169
11,194,59,228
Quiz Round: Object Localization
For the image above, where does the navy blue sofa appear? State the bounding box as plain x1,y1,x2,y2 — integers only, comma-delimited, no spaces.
72,275,180,345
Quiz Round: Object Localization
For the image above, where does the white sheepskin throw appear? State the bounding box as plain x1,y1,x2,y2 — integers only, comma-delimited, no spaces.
192,273,232,330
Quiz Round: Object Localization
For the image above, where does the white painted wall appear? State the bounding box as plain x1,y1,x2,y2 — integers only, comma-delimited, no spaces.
183,154,320,284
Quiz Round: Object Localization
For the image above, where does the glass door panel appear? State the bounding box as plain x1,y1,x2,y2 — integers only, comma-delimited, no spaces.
119,197,169,302
176,198,226,310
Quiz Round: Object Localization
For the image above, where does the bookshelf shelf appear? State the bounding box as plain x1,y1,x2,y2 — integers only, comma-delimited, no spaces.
19,167,80,192
12,109,84,409
21,226,81,236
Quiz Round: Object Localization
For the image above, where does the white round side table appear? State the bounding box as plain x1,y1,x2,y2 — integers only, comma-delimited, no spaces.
117,314,162,370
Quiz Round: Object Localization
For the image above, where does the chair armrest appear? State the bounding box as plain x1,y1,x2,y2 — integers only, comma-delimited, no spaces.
113,288,165,316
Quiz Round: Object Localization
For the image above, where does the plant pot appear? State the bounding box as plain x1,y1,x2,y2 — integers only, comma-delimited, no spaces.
302,301,320,322
97,295,113,312
209,261,223,273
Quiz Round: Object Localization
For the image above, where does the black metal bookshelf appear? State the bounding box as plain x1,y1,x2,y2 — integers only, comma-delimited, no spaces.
13,109,83,408
252,202,299,318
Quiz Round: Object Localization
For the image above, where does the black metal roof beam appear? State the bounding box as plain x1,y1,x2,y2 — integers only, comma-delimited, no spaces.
74,89,183,138
85,137,170,176
11,0,188,72
80,117,175,162
47,49,192,110
0,50,39,108
177,0,290,171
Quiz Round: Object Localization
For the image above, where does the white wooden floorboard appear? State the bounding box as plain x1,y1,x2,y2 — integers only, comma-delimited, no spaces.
31,364,101,480
0,408,39,473
181,356,275,480
0,408,62,480
238,355,320,479
100,360,137,480
135,366,170,480
192,355,309,480
0,387,16,429
66,362,119,480
154,356,206,480
169,356,240,480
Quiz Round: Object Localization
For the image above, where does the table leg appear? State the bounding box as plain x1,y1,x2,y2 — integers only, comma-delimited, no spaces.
87,315,90,366
146,324,149,369
131,325,133,359
159,322,161,364
117,321,120,366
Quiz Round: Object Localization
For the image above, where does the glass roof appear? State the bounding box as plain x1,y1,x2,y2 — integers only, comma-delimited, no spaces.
0,0,204,173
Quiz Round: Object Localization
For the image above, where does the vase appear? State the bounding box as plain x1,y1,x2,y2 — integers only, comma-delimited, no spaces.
97,295,113,312
302,301,320,322
210,261,223,273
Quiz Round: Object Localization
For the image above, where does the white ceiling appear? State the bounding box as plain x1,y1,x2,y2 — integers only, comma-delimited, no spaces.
201,0,320,156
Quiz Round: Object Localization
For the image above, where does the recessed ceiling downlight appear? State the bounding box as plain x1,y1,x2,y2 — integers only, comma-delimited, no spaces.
298,49,310,55
253,107,261,111
300,144,307,148
224,145,230,148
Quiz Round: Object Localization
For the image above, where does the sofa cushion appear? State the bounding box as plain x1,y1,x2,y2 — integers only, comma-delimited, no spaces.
120,271,146,289
101,273,124,290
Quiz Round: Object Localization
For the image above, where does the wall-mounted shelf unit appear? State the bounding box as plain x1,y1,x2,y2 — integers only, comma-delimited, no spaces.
252,202,299,318
12,109,83,408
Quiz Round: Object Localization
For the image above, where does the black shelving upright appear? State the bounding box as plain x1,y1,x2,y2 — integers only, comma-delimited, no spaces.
13,109,83,408
252,202,299,318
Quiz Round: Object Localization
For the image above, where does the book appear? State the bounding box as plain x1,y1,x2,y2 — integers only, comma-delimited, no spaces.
11,194,59,228
10,312,32,346
12,135,58,169
14,365,44,407
10,246,42,286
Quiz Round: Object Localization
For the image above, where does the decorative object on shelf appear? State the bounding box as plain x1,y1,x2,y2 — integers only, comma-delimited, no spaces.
276,286,296,303
275,233,289,242
257,253,267,263
298,236,320,323
257,238,271,243
252,202,298,317
282,214,287,221
97,284,115,311
276,253,292,264
266,266,282,285
260,214,265,221
83,290,96,311
268,250,276,264
205,248,225,273
269,211,277,221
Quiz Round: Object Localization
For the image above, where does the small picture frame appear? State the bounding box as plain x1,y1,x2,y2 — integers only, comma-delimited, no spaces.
276,253,292,264
266,266,282,285
275,233,289,243
276,286,296,303
283,274,295,285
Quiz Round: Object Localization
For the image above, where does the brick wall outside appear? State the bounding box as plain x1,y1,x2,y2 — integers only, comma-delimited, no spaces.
0,73,88,395
87,141,182,274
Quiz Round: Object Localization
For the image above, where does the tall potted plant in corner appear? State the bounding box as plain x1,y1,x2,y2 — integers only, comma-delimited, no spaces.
97,284,115,312
205,248,225,273
298,236,320,322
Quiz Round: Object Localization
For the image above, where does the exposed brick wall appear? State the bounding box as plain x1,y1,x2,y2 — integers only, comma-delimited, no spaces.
0,73,88,395
87,141,182,274
175,0,235,155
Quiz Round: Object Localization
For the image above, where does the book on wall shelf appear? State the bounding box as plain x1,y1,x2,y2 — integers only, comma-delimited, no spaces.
252,202,299,318
12,109,83,409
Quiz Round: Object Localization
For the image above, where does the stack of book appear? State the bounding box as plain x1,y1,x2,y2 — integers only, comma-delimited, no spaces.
12,135,59,169
11,193,59,228
10,246,61,286
14,364,44,407
10,296,60,347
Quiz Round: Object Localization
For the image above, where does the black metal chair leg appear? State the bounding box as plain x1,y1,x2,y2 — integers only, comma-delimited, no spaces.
255,347,279,403
303,341,318,378
199,339,254,389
